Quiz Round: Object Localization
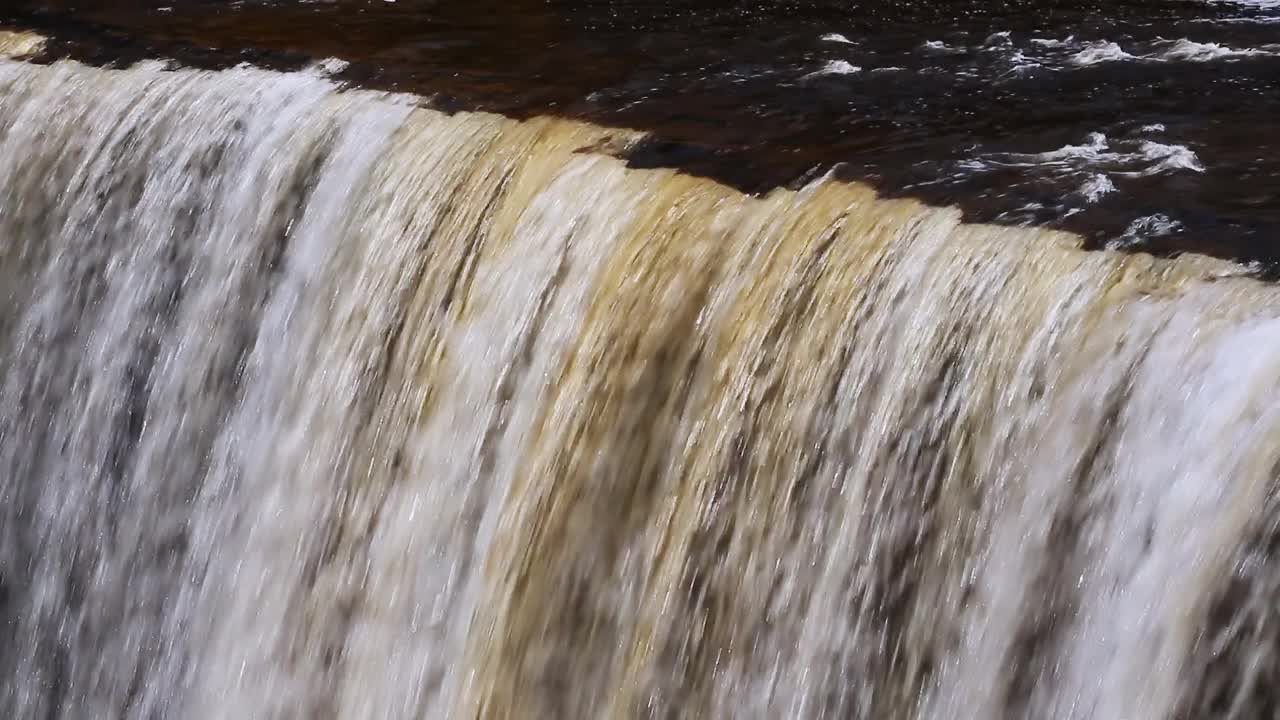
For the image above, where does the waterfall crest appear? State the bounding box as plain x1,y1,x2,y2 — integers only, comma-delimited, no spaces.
2,47,1279,719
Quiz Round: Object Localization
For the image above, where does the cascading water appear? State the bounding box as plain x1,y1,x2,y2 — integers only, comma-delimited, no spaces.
1,30,1279,720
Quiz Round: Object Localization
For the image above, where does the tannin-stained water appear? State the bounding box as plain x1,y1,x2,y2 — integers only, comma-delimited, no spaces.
7,0,1280,264
2,35,1280,720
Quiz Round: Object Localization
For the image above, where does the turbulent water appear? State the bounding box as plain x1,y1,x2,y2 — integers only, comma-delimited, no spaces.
3,29,1280,720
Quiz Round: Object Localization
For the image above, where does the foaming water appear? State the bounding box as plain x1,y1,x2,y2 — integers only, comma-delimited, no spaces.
1066,37,1280,65
915,132,1206,229
2,50,1280,720
1069,40,1138,65
803,59,862,78
1211,0,1280,9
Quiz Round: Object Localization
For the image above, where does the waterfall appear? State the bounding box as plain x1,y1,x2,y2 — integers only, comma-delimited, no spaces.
2,36,1279,719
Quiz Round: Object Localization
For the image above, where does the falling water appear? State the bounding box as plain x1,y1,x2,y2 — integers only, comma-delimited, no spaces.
2,33,1279,719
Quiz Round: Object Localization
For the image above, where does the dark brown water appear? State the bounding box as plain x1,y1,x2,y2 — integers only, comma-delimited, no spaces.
6,1,1280,267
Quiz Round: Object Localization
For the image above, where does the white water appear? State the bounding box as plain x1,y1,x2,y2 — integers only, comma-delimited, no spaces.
2,41,1280,720
915,32,1280,73
804,59,862,77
